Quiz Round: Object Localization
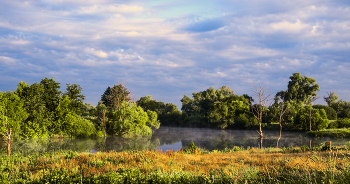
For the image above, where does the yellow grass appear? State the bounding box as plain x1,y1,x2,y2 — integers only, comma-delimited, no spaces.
14,148,350,180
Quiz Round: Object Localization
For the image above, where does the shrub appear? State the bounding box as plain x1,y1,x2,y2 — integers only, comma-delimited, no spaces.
313,104,337,120
72,117,97,137
188,141,198,152
337,118,350,128
327,120,338,129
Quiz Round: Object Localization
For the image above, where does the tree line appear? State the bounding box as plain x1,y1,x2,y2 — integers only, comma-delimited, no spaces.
1,73,350,155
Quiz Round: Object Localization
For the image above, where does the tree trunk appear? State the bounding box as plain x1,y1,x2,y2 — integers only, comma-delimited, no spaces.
260,132,263,149
7,138,11,156
309,109,312,131
276,124,282,148
103,136,106,152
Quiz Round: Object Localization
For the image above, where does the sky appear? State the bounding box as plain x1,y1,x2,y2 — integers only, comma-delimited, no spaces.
0,0,350,109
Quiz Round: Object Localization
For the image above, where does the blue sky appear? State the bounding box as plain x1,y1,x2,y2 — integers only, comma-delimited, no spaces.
1,0,350,108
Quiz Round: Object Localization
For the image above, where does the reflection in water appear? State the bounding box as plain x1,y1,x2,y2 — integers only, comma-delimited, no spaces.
1,127,350,155
156,142,182,153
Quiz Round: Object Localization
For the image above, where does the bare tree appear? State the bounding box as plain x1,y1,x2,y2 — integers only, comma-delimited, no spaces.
305,96,319,131
275,95,289,148
0,108,12,156
250,83,271,149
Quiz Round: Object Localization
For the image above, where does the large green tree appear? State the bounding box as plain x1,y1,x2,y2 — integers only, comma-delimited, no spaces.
101,84,131,111
277,73,320,104
15,81,50,138
107,101,160,136
40,77,62,113
295,107,329,131
180,86,249,128
0,91,28,137
65,83,85,115
137,96,182,126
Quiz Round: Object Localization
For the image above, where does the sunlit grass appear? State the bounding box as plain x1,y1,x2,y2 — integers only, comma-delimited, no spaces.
1,145,350,183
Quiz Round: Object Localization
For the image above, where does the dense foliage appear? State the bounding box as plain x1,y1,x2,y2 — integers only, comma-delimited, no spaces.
1,72,350,144
0,78,160,142
137,96,182,127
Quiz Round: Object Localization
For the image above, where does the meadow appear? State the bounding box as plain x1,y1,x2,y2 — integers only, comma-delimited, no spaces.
1,143,350,184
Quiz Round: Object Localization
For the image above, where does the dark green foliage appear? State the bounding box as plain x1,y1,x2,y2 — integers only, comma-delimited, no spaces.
336,118,350,128
295,107,329,131
327,121,338,129
101,84,131,110
180,86,249,129
313,104,337,120
231,113,259,129
330,100,350,114
82,103,97,117
338,108,350,119
40,77,62,113
137,96,182,126
65,83,85,115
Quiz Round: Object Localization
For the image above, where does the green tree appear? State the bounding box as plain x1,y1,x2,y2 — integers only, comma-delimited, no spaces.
209,95,249,129
51,95,76,136
295,107,329,131
324,91,339,106
15,82,50,138
277,73,320,104
96,103,108,137
0,91,28,137
180,86,248,128
101,84,131,111
107,101,160,136
40,77,62,113
313,104,337,120
0,91,28,155
65,83,85,115
137,96,182,126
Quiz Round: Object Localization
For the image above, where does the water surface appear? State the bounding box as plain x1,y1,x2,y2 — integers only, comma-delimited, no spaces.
1,127,349,156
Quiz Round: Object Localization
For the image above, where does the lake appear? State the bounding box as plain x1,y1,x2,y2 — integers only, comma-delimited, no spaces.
1,127,350,156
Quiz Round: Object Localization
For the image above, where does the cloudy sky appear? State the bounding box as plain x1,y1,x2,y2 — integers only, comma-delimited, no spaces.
1,0,349,108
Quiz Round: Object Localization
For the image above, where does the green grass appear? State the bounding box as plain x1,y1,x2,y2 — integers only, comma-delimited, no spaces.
307,128,350,138
1,143,350,183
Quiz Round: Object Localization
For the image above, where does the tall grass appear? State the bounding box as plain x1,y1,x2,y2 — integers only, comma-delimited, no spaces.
1,145,350,183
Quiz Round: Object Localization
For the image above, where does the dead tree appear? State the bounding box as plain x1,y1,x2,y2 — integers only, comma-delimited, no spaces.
276,96,289,148
250,83,271,149
0,109,12,156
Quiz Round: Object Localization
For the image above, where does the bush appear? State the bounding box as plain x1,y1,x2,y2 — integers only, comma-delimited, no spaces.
72,117,97,137
327,120,338,129
313,105,337,120
188,141,198,152
337,118,350,128
339,108,350,119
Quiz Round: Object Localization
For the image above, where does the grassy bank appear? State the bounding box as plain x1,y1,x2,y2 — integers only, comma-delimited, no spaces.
1,144,350,184
307,128,350,138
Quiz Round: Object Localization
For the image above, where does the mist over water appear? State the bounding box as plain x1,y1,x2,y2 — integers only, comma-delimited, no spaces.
1,127,350,155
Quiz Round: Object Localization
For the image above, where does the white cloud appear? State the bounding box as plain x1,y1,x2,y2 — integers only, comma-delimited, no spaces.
0,56,16,65
84,48,108,58
77,5,143,14
270,19,308,33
